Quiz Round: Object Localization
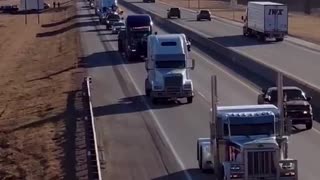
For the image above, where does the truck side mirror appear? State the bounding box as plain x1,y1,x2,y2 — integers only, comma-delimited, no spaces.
307,96,312,101
264,96,270,102
187,44,191,51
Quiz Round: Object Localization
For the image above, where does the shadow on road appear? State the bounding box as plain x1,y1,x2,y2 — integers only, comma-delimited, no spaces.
36,21,97,37
78,51,123,68
93,94,191,117
209,35,276,47
152,168,214,180
41,14,94,28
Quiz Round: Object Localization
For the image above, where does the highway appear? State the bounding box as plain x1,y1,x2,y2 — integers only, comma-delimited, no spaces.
77,1,320,179
121,0,320,89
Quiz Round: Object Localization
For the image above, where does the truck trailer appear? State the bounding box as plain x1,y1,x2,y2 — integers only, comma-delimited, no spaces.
20,0,44,11
241,1,288,42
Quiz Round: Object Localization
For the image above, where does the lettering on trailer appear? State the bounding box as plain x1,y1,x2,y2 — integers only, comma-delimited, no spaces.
268,9,283,15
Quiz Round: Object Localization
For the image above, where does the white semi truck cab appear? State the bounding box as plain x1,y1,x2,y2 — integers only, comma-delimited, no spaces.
145,33,195,104
197,75,298,180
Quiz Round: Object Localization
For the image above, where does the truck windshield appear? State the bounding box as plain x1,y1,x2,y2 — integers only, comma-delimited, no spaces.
155,61,185,69
228,123,275,136
129,31,150,39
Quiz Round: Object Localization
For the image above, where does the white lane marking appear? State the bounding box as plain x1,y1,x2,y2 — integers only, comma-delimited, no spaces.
312,127,320,135
197,91,206,100
106,37,193,180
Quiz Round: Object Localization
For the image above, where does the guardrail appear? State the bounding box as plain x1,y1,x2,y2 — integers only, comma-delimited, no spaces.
118,0,320,119
83,76,102,180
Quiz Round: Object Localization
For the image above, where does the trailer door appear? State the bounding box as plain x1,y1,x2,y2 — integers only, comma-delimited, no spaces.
265,5,288,33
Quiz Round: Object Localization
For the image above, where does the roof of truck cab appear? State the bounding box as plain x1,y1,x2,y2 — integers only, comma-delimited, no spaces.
214,104,279,118
126,14,152,27
249,1,284,6
267,86,301,90
149,34,186,55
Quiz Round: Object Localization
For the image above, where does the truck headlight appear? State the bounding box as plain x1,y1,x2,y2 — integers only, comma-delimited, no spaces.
303,111,308,114
230,165,241,171
183,82,192,90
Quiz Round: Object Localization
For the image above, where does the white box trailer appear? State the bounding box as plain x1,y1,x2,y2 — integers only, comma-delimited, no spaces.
20,0,44,11
242,1,288,42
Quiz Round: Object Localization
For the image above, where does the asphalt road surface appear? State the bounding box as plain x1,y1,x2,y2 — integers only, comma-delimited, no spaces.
77,1,320,179
122,0,320,89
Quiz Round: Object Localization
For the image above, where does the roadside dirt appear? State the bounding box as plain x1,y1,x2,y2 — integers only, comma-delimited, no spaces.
0,0,85,179
160,0,320,44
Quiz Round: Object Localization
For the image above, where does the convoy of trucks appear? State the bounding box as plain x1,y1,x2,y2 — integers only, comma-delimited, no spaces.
88,0,315,178
241,1,288,41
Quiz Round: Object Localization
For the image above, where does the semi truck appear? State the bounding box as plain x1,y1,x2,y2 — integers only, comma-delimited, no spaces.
144,34,195,104
20,0,44,11
197,73,298,179
241,1,288,42
118,14,153,61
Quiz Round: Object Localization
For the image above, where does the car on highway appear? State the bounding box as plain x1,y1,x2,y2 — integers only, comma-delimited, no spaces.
258,86,313,129
167,7,181,19
112,21,125,34
196,9,211,21
105,13,121,30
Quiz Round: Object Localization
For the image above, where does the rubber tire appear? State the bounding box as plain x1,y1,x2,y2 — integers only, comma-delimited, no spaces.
257,94,264,104
145,79,151,97
167,15,170,19
151,97,158,104
208,18,211,21
276,37,284,42
198,147,203,169
197,18,200,21
187,97,193,104
306,122,312,130
178,15,181,19
118,41,123,52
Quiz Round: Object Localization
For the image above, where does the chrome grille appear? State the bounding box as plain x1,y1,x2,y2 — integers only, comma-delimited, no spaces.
247,150,276,178
164,75,182,89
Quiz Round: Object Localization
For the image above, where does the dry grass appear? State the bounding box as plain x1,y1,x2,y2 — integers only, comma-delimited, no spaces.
0,0,84,179
160,0,320,44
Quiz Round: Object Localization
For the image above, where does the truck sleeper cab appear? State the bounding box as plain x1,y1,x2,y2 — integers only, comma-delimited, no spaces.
197,105,298,180
145,34,195,104
118,14,153,61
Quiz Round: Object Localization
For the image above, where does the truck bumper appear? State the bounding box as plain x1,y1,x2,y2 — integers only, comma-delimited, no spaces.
151,90,194,98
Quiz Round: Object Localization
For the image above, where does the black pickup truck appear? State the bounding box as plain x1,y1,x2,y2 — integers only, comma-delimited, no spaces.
118,14,152,61
258,86,313,130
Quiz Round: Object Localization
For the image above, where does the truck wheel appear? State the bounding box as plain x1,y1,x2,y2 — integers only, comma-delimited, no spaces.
178,15,181,19
257,94,264,104
306,122,312,130
276,37,284,42
208,18,211,21
118,41,123,52
197,18,200,21
167,15,170,19
258,34,266,42
145,79,151,97
151,97,158,104
198,147,203,169
187,97,193,103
